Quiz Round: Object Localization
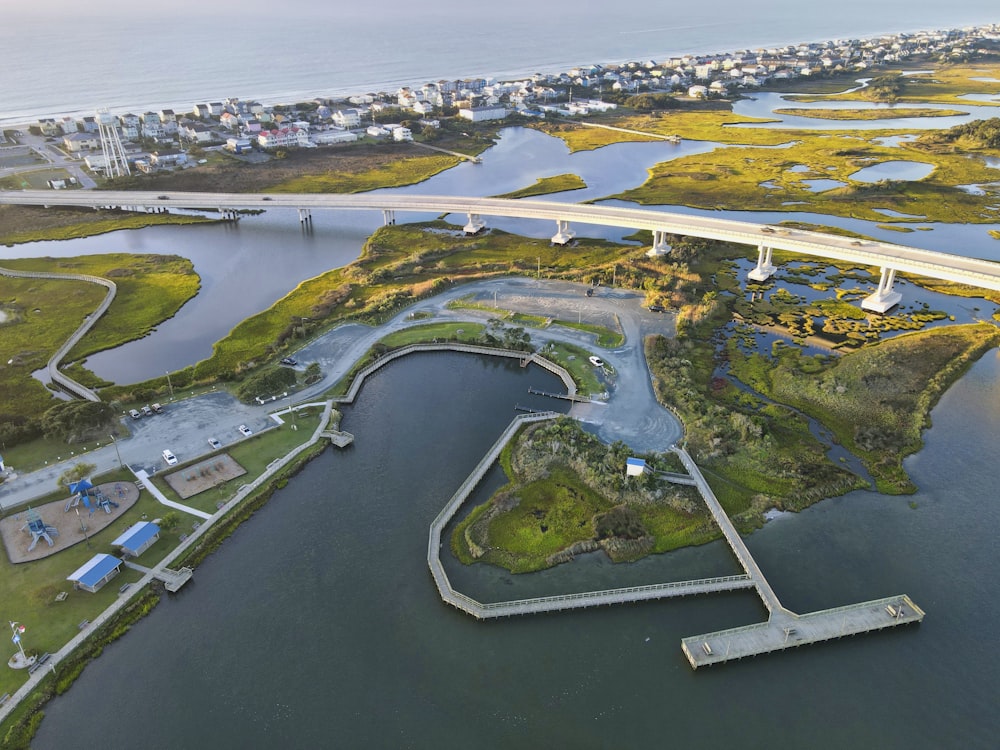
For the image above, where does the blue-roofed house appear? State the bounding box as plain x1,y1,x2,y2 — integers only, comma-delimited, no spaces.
626,457,648,477
111,521,161,558
67,554,123,593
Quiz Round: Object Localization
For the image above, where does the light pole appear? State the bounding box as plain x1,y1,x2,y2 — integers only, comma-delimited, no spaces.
283,392,298,431
537,256,541,279
75,508,91,548
109,434,123,468
165,370,174,400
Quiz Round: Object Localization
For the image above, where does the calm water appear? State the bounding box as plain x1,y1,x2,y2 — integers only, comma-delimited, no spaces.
29,350,1000,749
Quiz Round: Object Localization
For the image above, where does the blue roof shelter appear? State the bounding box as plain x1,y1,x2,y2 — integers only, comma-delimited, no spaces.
67,553,123,593
111,521,161,558
626,457,648,476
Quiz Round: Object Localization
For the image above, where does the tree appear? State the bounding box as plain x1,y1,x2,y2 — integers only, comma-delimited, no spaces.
41,401,116,443
58,462,97,492
158,511,181,533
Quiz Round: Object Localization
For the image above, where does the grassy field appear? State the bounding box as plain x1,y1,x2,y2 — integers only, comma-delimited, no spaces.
532,109,793,151
730,323,1000,493
770,107,968,120
494,173,587,198
610,131,1000,223
785,64,1000,107
0,467,185,700
0,205,212,246
451,419,714,573
187,222,634,384
0,167,78,191
0,254,199,426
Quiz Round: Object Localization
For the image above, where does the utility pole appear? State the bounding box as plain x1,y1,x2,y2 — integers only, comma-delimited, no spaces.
537,256,541,279
165,370,174,400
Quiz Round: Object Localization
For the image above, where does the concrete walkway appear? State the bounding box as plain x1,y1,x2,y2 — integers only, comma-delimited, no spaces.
132,470,211,520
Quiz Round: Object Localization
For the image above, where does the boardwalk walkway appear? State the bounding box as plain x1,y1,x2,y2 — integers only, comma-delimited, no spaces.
123,560,193,592
672,445,923,667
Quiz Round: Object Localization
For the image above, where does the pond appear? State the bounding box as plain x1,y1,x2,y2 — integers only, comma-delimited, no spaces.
801,178,846,192
848,160,935,182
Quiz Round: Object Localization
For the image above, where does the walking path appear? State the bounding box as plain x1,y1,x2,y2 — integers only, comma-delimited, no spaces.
132,469,211,520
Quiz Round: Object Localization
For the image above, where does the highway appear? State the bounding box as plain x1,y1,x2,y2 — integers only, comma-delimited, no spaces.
2,189,1000,292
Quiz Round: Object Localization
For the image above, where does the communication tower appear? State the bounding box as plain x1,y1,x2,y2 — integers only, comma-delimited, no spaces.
97,108,131,178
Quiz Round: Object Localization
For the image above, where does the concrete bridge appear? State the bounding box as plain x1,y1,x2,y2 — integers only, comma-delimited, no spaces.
4,189,1000,312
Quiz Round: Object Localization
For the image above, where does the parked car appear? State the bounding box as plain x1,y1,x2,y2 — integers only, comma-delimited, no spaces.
151,403,164,413
141,405,154,417
589,356,605,367
648,304,665,313
129,409,142,419
208,438,222,450
162,449,178,466
238,424,253,437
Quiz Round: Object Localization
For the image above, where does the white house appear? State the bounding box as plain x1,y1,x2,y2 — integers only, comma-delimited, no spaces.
118,113,141,140
312,130,359,145
458,105,507,122
62,132,99,152
332,109,361,128
392,126,412,142
687,85,709,98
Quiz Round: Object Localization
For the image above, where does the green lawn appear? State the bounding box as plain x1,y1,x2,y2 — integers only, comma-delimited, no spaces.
0,468,185,699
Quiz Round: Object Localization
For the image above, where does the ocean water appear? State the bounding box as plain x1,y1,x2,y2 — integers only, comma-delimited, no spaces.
2,0,997,125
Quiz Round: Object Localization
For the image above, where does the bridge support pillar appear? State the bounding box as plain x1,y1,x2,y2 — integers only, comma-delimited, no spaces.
551,219,575,245
747,243,776,281
464,212,486,234
647,230,672,257
297,208,312,224
861,267,902,313
382,209,395,226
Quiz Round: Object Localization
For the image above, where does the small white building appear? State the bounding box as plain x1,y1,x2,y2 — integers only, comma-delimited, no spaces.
458,105,507,122
312,130,359,145
626,457,649,477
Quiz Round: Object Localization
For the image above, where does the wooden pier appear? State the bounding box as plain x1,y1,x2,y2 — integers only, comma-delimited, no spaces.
123,560,194,592
681,595,924,668
320,429,355,447
527,386,591,403
672,446,923,668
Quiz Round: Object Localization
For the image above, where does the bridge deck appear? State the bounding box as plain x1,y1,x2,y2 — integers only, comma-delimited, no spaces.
2,190,999,291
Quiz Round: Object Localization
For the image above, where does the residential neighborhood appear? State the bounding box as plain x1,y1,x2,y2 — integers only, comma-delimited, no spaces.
18,23,1000,181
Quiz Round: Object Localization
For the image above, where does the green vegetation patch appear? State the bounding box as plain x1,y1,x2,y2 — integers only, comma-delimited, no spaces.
611,130,1000,224
494,173,587,198
452,418,708,573
0,205,212,246
731,324,1000,493
771,107,968,120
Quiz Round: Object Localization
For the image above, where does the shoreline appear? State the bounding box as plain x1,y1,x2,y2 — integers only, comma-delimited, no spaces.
2,20,998,129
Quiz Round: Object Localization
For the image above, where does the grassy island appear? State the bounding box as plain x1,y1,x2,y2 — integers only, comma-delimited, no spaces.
452,418,712,573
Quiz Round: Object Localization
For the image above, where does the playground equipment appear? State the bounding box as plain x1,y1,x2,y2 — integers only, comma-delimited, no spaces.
22,508,59,551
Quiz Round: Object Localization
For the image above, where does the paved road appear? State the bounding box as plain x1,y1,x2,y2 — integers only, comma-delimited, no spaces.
0,277,682,511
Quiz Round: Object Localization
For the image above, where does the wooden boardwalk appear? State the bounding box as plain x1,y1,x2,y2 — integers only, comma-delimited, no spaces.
681,595,924,668
673,446,923,668
123,560,194,592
